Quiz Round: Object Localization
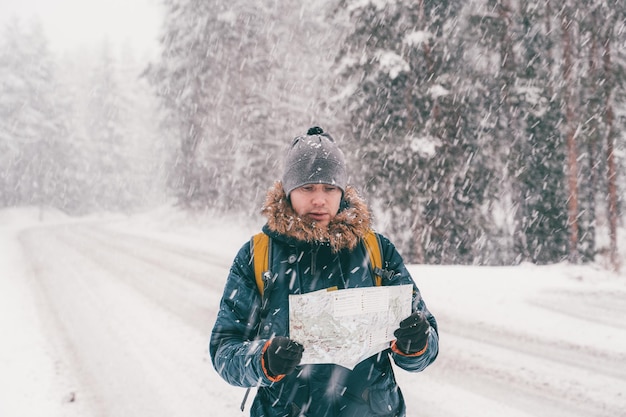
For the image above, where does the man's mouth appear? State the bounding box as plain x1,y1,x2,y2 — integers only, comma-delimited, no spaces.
307,212,328,221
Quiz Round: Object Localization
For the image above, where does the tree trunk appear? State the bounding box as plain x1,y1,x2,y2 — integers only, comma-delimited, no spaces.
561,8,579,263
498,0,526,261
602,26,620,272
545,0,553,89
584,11,600,262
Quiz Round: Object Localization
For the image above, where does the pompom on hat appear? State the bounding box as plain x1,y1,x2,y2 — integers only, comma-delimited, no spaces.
282,127,347,197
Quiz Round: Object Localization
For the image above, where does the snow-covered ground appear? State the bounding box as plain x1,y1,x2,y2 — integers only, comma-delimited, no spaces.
1,206,624,417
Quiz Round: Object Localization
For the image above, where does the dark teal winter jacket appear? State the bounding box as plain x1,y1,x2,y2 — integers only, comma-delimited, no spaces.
210,184,438,417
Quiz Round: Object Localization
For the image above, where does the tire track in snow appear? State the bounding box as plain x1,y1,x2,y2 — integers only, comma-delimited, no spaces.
530,289,626,330
31,223,230,333
63,223,230,289
405,312,626,417
18,224,245,417
417,334,623,417
440,313,626,381
80,223,232,268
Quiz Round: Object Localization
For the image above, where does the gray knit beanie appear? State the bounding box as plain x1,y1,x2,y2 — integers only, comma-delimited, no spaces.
282,127,347,197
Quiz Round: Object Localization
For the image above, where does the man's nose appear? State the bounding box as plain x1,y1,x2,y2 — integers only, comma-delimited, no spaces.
311,191,325,205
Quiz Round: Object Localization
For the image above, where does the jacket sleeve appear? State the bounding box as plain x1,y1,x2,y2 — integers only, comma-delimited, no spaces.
377,234,439,372
209,242,275,387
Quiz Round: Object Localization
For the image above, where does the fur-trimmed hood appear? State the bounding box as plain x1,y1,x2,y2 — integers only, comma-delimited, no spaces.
261,182,372,253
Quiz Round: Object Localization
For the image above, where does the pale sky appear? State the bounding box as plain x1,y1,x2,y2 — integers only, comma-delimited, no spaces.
0,0,164,55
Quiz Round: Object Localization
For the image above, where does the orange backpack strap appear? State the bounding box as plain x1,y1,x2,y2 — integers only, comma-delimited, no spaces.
363,230,383,286
253,230,383,293
251,232,270,296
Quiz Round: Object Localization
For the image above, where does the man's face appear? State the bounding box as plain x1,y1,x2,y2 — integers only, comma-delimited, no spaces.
289,183,342,228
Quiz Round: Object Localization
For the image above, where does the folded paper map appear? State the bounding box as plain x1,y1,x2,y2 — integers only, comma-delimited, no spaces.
289,284,413,369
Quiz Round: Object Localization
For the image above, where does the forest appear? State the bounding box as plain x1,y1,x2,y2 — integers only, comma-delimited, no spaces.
1,0,625,268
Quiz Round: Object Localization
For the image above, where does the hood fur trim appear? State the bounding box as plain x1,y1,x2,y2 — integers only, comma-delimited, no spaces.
261,182,372,252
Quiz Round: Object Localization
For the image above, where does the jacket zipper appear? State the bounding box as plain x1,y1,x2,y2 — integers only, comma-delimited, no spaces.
310,244,319,277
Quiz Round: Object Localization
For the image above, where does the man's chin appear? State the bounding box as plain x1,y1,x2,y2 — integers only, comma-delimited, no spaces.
305,215,330,228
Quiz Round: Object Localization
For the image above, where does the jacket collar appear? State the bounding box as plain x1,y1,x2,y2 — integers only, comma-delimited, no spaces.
261,182,372,253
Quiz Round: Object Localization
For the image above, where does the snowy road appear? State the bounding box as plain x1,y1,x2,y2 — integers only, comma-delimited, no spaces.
410,267,626,417
11,221,246,417
2,214,625,417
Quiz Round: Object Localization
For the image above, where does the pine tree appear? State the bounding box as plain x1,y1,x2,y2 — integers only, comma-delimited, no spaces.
148,0,343,211
147,0,271,209
333,0,496,263
0,18,71,215
459,1,573,264
0,19,24,206
118,43,170,210
514,0,569,263
81,42,134,211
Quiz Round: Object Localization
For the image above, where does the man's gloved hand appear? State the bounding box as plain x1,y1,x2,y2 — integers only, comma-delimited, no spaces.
394,312,430,354
263,336,304,377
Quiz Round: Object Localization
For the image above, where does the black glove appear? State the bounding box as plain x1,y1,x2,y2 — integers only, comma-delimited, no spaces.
263,337,304,377
394,312,430,354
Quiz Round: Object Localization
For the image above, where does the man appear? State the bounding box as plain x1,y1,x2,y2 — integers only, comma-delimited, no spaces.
210,127,439,417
